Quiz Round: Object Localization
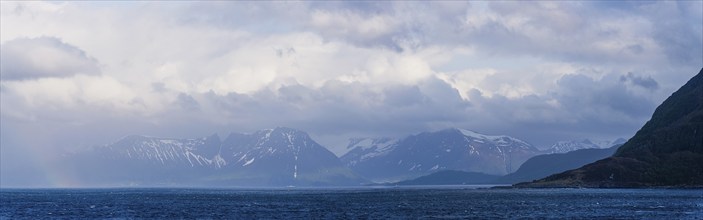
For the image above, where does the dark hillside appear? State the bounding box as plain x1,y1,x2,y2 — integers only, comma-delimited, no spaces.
517,68,703,188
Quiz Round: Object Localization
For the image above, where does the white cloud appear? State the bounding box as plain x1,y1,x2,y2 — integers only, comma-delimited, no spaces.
0,1,701,161
0,37,100,80
1,75,156,121
309,9,399,40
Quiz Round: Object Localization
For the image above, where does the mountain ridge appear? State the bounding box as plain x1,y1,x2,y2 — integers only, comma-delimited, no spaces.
498,145,621,184
65,127,366,187
341,128,542,182
544,138,626,154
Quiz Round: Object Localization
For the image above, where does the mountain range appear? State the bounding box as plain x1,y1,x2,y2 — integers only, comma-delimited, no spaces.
341,128,542,182
65,127,365,187
62,122,666,187
383,143,622,186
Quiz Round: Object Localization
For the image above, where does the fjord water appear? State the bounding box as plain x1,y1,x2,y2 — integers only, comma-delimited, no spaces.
2,187,701,219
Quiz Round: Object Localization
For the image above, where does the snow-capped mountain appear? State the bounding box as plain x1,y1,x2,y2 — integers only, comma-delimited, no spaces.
67,127,364,187
545,138,626,154
340,128,542,182
97,134,225,168
216,127,360,185
340,137,398,167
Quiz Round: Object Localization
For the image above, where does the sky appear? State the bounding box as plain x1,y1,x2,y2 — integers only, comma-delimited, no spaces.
1,0,702,173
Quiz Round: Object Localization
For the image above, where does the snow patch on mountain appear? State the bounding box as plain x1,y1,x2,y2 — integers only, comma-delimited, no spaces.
340,137,398,166
546,138,626,154
458,129,531,147
348,137,397,153
102,135,221,168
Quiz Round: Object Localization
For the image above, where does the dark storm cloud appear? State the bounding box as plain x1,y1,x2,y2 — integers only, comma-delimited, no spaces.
0,37,100,80
183,77,471,138
620,72,659,90
383,85,425,107
176,93,200,111
460,72,659,147
555,73,657,118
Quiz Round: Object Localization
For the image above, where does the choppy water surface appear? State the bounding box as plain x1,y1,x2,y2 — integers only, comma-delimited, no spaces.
1,187,702,219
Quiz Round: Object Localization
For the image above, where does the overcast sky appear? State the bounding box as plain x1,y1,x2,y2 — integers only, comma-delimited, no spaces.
1,1,702,160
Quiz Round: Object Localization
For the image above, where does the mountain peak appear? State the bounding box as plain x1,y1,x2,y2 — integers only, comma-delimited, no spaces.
258,127,314,148
454,128,502,140
450,128,533,149
255,127,310,139
273,126,303,133
117,134,149,142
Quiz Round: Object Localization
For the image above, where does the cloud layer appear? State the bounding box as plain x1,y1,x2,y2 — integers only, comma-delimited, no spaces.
1,37,100,80
1,1,701,166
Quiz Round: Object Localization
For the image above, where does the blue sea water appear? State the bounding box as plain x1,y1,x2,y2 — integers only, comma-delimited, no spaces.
1,186,702,219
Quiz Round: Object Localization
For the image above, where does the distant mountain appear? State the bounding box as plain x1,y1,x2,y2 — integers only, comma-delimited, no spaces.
545,138,626,154
93,133,225,168
66,127,365,187
340,137,398,167
341,128,541,182
497,145,620,184
390,170,499,185
214,127,363,186
518,68,703,188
